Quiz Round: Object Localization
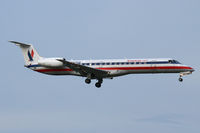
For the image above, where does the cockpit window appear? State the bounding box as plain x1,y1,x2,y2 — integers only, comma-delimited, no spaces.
168,60,181,64
168,60,173,63
174,60,181,64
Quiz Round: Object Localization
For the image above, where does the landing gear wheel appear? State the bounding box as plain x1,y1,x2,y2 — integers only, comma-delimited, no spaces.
95,82,101,88
179,77,183,82
85,79,91,84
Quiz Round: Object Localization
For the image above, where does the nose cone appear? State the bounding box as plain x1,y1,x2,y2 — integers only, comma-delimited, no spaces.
189,67,195,72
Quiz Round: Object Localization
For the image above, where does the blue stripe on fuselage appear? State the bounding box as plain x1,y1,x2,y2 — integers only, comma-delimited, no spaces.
26,64,41,68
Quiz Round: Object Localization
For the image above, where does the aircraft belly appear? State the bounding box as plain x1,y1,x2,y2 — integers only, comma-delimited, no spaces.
109,69,156,76
44,71,79,75
35,69,81,76
108,68,185,77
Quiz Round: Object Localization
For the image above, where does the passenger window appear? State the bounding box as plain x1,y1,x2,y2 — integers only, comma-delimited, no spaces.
92,63,95,65
106,62,110,65
112,62,115,65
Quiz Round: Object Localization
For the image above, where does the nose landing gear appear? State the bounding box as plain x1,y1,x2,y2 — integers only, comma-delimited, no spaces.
179,77,183,82
178,71,193,82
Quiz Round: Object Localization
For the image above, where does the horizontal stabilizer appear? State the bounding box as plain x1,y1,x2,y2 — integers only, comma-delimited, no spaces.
9,41,30,47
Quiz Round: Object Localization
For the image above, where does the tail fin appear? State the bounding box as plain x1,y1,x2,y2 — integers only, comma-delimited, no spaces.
9,41,41,65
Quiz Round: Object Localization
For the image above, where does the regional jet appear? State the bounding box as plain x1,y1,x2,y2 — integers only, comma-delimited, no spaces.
10,41,194,88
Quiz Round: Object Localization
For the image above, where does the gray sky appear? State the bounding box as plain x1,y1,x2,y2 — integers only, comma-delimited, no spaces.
0,0,200,133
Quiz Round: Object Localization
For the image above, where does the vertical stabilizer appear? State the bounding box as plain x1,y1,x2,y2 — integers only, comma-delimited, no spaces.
9,41,41,65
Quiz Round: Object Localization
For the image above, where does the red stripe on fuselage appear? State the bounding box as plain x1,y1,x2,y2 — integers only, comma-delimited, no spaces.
34,66,192,73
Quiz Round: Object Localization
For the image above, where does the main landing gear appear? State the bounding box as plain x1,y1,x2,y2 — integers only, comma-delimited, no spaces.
85,78,103,88
85,78,91,84
95,79,103,88
85,74,92,84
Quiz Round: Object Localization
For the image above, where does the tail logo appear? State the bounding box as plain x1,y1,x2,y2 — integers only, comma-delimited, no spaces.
28,49,34,61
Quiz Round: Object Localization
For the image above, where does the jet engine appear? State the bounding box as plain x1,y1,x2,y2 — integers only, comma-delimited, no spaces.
38,58,65,67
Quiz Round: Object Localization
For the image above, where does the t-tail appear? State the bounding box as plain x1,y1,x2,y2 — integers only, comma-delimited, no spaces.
9,41,41,65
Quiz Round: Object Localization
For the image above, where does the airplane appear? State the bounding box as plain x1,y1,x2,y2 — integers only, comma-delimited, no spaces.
10,41,194,88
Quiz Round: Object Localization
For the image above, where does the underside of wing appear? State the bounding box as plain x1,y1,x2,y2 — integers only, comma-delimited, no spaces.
57,59,109,78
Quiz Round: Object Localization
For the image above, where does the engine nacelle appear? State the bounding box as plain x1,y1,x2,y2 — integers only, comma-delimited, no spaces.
38,58,65,68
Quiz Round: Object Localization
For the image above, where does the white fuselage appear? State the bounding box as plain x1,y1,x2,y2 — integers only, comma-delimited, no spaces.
26,58,194,78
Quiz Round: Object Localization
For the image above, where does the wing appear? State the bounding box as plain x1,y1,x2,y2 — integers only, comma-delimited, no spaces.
57,59,110,78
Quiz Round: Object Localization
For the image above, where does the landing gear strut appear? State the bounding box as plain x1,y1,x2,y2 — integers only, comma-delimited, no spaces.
179,73,183,82
95,79,103,88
